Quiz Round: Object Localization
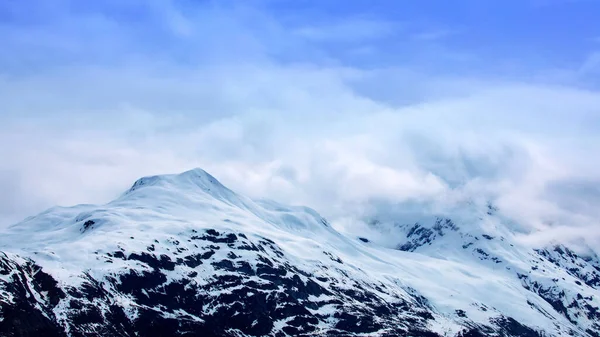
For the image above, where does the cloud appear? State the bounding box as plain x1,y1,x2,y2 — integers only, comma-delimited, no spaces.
292,18,398,43
412,29,459,41
3,71,600,246
1,0,600,252
580,51,600,75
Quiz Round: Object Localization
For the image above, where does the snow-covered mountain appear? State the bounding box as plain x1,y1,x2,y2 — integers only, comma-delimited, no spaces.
1,168,599,337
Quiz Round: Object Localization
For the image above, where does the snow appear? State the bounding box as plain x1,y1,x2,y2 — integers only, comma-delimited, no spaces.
1,168,599,336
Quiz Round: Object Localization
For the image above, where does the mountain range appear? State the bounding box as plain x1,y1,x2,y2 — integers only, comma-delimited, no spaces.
1,168,599,337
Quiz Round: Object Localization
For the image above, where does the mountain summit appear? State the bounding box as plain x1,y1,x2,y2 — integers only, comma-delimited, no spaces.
1,169,599,337
126,168,230,196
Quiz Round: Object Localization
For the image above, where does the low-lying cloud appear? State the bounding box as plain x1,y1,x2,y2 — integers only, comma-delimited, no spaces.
1,0,599,251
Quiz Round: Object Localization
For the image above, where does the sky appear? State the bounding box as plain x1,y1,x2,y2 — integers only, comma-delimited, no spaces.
1,0,600,249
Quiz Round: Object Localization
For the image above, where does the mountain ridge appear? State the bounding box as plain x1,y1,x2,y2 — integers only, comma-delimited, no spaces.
1,168,599,336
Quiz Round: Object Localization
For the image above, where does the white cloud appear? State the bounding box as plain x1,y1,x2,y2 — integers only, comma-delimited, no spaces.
412,29,459,41
580,51,600,75
293,18,398,42
1,0,600,253
3,68,600,247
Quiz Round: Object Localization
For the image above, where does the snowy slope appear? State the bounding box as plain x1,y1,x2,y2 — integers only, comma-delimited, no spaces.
0,168,599,337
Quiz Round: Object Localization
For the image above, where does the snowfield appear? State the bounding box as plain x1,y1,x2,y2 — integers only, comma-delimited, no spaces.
1,168,599,336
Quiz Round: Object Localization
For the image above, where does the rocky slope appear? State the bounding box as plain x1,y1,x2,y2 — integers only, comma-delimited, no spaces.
0,168,599,336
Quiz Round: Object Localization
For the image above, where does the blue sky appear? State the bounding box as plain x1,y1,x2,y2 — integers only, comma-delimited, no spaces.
1,0,600,248
2,0,600,78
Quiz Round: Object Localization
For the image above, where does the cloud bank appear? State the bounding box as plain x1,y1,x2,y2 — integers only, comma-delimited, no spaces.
1,0,600,250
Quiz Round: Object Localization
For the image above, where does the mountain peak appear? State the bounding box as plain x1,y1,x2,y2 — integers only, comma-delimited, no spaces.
126,168,227,195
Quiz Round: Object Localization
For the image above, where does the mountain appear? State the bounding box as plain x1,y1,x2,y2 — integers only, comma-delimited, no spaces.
1,168,599,337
